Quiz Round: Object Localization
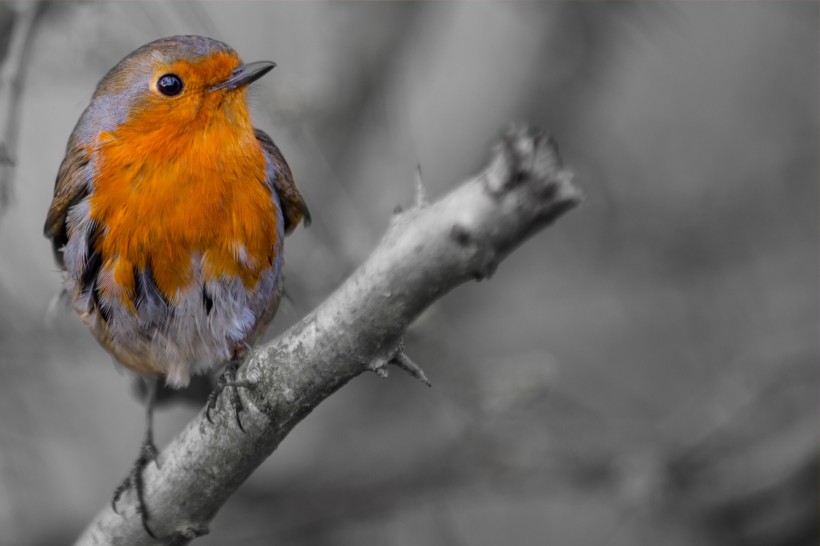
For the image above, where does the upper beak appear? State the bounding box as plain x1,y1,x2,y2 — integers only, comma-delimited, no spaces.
211,61,276,91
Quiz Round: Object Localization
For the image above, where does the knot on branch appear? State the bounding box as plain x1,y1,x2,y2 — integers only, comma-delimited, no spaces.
449,223,499,281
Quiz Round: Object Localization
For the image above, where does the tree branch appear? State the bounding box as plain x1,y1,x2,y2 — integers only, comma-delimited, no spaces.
74,125,582,545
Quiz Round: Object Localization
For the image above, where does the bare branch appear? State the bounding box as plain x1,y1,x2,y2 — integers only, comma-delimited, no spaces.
74,125,581,545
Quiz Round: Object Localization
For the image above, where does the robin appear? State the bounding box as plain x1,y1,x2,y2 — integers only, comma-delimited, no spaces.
43,35,309,535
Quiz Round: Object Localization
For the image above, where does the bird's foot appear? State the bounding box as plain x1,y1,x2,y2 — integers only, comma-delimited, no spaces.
206,358,253,432
112,439,159,538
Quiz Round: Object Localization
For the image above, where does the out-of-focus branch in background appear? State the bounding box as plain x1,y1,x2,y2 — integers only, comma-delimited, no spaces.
0,1,47,217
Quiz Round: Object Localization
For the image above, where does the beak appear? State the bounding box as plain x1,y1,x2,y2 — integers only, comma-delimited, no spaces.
211,61,276,91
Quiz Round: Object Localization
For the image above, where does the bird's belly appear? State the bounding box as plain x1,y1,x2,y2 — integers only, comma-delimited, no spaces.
84,254,283,388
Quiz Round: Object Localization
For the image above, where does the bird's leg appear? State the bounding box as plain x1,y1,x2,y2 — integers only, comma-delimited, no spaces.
206,348,253,432
112,376,159,538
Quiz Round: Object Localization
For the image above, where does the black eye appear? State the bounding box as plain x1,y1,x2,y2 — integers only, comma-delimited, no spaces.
157,74,183,96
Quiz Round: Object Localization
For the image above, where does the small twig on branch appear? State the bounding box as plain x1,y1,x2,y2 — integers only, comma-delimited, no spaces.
368,338,432,386
390,341,432,387
414,163,429,208
74,125,582,545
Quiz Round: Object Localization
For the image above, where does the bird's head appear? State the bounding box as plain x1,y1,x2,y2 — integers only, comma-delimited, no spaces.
76,35,274,144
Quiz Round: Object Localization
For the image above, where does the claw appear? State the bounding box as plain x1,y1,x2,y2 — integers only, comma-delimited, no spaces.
206,358,251,432
111,437,159,538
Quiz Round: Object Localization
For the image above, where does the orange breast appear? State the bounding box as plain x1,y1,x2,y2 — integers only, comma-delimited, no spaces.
88,106,278,304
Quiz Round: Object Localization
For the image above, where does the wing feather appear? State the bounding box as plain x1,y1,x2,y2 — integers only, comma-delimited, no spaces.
254,128,310,234
43,143,91,267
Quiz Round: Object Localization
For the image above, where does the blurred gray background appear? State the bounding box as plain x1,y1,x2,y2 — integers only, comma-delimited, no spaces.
0,2,816,545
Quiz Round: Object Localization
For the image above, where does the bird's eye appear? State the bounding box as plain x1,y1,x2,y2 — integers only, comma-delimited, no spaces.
157,74,183,97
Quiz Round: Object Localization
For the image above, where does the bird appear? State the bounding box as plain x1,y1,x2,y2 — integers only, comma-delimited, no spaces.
43,35,309,535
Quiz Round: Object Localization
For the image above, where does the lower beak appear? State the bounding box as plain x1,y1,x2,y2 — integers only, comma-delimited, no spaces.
211,61,276,91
